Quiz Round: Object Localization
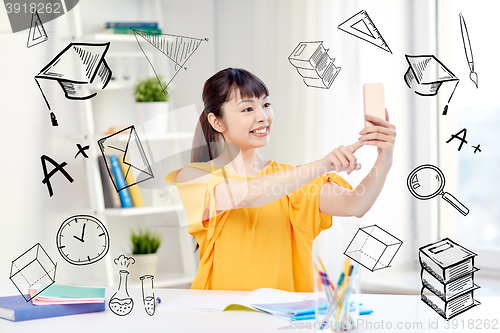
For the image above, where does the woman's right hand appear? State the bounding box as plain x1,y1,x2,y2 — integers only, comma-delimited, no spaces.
320,141,363,175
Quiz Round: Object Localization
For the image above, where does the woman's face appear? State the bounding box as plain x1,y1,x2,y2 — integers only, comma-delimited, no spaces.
217,89,274,149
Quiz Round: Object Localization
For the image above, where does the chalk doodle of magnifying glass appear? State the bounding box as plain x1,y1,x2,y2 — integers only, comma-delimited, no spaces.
407,164,469,216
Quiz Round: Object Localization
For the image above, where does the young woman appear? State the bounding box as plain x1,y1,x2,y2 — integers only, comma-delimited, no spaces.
166,68,396,292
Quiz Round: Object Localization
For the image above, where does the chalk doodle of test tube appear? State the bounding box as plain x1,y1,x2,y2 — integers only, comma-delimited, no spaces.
140,275,155,316
407,164,469,216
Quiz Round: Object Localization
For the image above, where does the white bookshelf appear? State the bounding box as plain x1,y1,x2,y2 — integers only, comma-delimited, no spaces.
86,33,145,42
104,204,184,217
68,1,197,289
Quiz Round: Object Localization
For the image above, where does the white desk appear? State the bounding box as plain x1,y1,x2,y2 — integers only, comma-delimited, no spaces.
0,284,498,333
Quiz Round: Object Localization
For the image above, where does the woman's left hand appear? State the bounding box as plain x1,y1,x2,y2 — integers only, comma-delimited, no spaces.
358,109,396,163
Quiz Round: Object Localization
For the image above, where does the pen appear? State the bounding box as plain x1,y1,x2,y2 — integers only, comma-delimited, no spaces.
317,256,335,291
336,264,359,330
318,271,333,303
317,256,331,278
319,272,345,330
321,278,351,330
333,264,357,330
314,263,334,290
315,260,334,299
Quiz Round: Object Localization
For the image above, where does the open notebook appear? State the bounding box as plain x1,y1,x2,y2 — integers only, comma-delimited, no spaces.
160,288,306,313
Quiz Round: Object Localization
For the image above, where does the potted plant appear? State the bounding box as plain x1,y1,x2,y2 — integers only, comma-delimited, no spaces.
128,227,162,281
134,77,170,133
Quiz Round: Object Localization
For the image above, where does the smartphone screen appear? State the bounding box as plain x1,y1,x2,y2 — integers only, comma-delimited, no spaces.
363,83,385,127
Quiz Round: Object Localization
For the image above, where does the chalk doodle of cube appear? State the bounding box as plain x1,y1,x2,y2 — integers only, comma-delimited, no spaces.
344,225,402,272
9,243,57,302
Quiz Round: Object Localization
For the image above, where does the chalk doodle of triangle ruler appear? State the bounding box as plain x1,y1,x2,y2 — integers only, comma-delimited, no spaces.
27,11,48,48
338,10,392,54
132,29,208,94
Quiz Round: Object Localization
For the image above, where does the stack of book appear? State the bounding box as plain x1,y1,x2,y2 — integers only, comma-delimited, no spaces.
0,285,105,322
288,41,341,89
419,238,480,320
100,22,161,35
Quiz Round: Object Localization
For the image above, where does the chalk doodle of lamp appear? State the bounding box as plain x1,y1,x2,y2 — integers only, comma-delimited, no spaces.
34,42,112,126
407,164,469,216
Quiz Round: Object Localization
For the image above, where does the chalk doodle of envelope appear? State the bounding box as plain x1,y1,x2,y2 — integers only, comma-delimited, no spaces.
35,42,112,110
97,126,154,193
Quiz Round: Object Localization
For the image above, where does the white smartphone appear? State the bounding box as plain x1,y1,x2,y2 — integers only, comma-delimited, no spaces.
363,83,386,127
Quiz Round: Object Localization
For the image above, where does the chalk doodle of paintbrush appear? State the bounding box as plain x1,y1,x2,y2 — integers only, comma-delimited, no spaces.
459,13,478,88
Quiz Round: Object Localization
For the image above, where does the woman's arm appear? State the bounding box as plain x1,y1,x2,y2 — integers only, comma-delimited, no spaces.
318,110,396,217
176,142,363,212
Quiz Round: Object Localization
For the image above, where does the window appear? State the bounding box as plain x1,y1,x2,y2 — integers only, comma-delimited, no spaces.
438,0,500,270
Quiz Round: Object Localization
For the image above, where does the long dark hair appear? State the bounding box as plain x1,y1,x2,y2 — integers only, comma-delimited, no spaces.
191,67,269,163
191,68,269,252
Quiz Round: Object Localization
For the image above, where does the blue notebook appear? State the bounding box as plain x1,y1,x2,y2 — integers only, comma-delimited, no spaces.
0,294,105,322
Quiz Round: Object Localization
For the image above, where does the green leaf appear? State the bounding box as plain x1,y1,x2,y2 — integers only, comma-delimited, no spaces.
130,227,162,254
134,77,169,102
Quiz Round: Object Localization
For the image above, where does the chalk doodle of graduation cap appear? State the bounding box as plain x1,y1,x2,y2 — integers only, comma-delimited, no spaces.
404,55,459,115
35,42,112,124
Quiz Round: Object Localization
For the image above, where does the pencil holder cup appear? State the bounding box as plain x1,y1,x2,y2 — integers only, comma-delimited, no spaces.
314,263,359,332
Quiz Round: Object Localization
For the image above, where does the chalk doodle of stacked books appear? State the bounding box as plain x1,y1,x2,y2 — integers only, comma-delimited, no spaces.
288,41,341,89
419,238,480,320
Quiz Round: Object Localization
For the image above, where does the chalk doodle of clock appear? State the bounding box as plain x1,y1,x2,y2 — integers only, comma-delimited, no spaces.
56,215,110,266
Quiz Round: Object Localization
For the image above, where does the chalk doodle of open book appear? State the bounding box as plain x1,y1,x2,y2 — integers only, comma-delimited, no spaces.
132,29,208,94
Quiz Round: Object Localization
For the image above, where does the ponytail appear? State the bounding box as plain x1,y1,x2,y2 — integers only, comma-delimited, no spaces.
190,111,224,163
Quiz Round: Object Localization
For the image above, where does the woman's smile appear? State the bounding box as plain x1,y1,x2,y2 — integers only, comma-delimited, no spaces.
250,126,269,137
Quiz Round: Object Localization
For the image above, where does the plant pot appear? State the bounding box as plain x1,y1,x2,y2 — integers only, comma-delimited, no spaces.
135,102,169,134
129,253,159,283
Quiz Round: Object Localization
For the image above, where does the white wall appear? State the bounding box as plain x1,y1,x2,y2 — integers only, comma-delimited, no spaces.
0,0,216,286
0,0,444,291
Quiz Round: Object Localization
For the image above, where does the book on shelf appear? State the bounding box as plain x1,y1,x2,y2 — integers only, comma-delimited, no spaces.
105,22,158,29
0,294,105,322
98,156,121,208
419,238,480,320
101,27,162,35
118,155,144,207
109,155,133,208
